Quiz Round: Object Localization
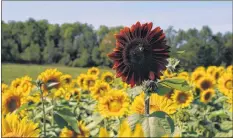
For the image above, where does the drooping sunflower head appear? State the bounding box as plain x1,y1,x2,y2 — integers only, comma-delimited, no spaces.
2,87,24,115
218,72,233,97
90,80,110,100
76,73,87,89
191,70,206,84
61,74,75,88
98,89,130,118
2,113,40,137
131,92,177,115
37,69,63,92
206,66,217,75
87,67,100,76
197,75,215,91
59,121,90,138
83,75,97,91
200,89,215,104
108,22,170,87
1,83,8,93
171,90,193,108
101,72,115,84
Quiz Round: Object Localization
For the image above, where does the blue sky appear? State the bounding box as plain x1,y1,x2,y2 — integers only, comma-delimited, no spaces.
2,1,232,33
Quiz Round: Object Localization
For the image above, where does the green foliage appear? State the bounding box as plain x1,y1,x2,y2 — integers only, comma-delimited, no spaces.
159,78,191,91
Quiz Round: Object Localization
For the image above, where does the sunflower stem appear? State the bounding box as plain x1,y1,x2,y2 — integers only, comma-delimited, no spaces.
37,80,47,138
145,95,150,116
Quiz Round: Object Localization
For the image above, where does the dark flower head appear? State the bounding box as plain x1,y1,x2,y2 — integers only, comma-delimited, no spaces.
108,21,170,87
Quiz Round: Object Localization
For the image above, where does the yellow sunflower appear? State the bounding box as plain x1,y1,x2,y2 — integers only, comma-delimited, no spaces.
59,121,90,137
171,90,193,108
212,66,225,82
99,120,144,137
206,66,217,75
22,94,40,105
76,73,87,89
61,74,75,88
2,113,40,137
20,76,34,96
87,67,100,76
196,75,215,91
90,80,110,100
218,72,233,97
11,78,22,88
200,89,215,103
83,75,97,90
131,92,177,115
101,72,115,84
191,70,206,84
194,66,206,72
98,89,129,118
2,87,24,115
226,65,233,74
161,69,176,80
177,72,190,82
71,88,81,100
37,69,63,94
1,83,8,93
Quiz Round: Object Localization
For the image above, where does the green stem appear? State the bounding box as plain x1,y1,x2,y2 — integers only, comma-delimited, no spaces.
39,88,46,137
144,91,150,116
51,98,54,126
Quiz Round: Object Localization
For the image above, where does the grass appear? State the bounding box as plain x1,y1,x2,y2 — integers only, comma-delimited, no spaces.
2,63,112,84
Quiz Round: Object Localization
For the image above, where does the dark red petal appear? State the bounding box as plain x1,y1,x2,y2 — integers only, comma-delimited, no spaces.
123,27,132,40
115,34,128,44
116,41,124,48
108,51,122,60
147,27,162,42
134,21,141,38
149,71,155,80
130,24,136,38
129,72,135,87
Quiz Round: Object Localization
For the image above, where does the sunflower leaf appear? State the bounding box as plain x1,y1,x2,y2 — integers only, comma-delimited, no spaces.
29,87,40,96
155,83,172,96
142,111,175,137
54,108,80,133
159,78,191,91
127,113,144,130
15,103,37,113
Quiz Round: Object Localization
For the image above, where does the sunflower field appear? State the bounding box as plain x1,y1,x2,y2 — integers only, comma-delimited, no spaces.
2,64,232,137
1,22,233,138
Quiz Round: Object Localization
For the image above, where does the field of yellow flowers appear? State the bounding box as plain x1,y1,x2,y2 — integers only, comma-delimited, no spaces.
1,65,232,137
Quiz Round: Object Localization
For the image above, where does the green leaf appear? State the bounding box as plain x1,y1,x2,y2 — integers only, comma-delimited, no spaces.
159,78,191,91
16,103,37,113
128,86,143,98
127,113,144,130
142,111,175,137
208,110,229,119
29,87,40,96
214,96,228,104
54,108,80,133
177,50,185,54
220,121,232,131
155,83,172,96
54,113,68,129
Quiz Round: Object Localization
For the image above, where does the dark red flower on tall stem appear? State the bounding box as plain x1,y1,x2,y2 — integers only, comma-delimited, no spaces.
108,22,170,87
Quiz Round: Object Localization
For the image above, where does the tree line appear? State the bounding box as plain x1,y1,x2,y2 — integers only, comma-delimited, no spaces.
2,18,232,71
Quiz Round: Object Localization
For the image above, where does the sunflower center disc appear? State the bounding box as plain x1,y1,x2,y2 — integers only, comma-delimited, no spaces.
109,100,122,112
204,92,211,101
225,80,233,89
7,97,20,112
201,80,211,90
178,93,187,103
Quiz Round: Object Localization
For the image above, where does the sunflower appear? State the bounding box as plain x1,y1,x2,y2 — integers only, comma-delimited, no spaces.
206,66,217,75
71,88,81,100
226,65,233,74
200,89,215,103
61,74,75,88
177,71,190,82
108,22,170,87
90,80,110,100
37,69,63,93
59,121,90,137
131,92,177,115
101,72,115,84
11,78,22,89
194,66,206,72
2,87,24,115
2,113,40,137
1,83,8,93
22,94,40,105
171,90,193,108
98,89,129,118
20,76,34,96
191,70,205,84
77,74,87,89
87,67,100,76
212,66,225,82
99,120,144,137
218,72,232,97
197,75,215,91
83,75,97,91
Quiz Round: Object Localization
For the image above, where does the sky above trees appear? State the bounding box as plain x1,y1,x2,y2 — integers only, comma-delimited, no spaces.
2,1,232,33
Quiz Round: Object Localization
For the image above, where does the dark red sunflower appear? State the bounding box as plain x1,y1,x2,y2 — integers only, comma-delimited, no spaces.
108,22,170,87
